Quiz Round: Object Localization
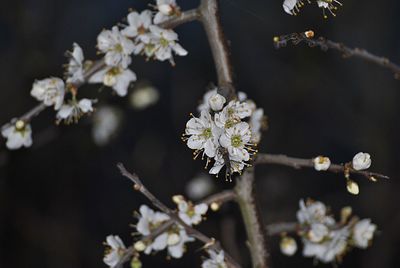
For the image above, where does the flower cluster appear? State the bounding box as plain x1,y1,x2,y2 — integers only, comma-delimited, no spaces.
280,199,377,264
283,0,343,18
184,89,266,180
103,197,209,267
2,0,186,150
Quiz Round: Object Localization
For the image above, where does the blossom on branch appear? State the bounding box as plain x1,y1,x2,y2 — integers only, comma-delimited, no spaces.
56,98,94,124
154,0,181,24
352,152,372,171
103,235,126,268
31,77,65,110
65,43,85,84
202,250,228,268
1,120,33,150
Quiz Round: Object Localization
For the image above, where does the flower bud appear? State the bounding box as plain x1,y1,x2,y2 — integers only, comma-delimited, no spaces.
352,152,371,170
208,93,226,111
346,179,360,195
167,233,181,246
313,156,331,171
210,202,220,211
134,241,146,252
280,236,297,256
158,4,173,15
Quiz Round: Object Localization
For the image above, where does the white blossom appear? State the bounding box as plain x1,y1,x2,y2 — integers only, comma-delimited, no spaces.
97,26,135,68
122,10,153,39
178,200,208,225
214,101,252,129
150,227,194,258
303,227,349,263
130,84,159,110
56,98,94,124
317,0,342,18
154,0,180,24
185,110,221,158
148,25,187,64
103,235,126,268
283,0,301,15
297,199,335,226
219,122,252,161
202,250,227,268
280,237,297,256
198,89,218,112
307,223,329,243
352,219,376,249
31,77,65,110
209,151,246,177
136,205,170,236
313,156,331,171
208,93,226,111
92,106,121,146
352,152,371,171
89,66,136,97
1,121,32,150
249,108,264,143
66,43,85,84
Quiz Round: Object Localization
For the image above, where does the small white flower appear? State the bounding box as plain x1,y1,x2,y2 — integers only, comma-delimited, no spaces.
66,43,85,84
136,205,170,236
202,250,227,268
209,151,246,177
150,227,194,258
208,93,226,112
237,91,247,101
89,66,137,97
148,25,187,64
154,0,180,24
303,227,349,263
313,156,331,171
130,84,159,110
178,200,208,225
282,0,301,15
97,26,135,68
56,98,94,124
214,101,252,129
92,106,122,146
103,235,126,268
198,88,218,112
185,110,221,158
280,236,297,256
31,77,65,110
297,199,335,226
316,0,342,18
249,108,264,143
352,152,371,171
352,219,377,249
307,223,329,243
219,122,252,161
1,121,33,150
122,10,153,38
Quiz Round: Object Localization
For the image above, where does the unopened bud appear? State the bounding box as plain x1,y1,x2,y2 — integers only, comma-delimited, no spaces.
346,179,360,195
134,241,146,252
210,202,220,211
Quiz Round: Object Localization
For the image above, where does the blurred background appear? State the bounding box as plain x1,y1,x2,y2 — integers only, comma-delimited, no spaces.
1,0,399,267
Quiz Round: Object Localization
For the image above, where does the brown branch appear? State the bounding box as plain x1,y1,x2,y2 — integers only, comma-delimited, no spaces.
199,0,235,100
235,168,269,268
266,222,298,236
117,163,241,268
256,153,389,181
273,31,400,79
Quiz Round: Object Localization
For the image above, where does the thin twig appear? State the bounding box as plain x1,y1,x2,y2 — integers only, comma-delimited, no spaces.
256,153,389,181
273,31,400,79
266,222,298,236
117,163,241,268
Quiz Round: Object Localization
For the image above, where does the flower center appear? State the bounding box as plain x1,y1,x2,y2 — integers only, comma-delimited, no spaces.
159,38,169,48
114,44,123,53
104,67,121,86
138,25,146,35
231,135,242,148
202,128,212,139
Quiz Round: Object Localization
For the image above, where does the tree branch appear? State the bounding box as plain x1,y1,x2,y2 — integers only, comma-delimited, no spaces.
256,153,389,181
199,0,235,100
117,163,241,268
0,9,200,133
235,168,269,268
273,31,400,79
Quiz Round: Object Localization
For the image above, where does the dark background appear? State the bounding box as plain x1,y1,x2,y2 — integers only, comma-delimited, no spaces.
1,0,399,267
